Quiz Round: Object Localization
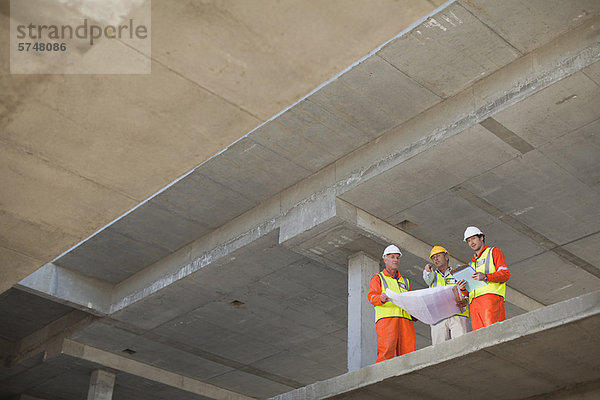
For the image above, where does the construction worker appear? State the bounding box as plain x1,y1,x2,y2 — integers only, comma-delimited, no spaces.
423,246,469,344
461,226,511,330
367,244,415,362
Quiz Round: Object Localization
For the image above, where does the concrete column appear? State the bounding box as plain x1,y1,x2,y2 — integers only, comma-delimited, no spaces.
347,252,379,371
87,369,116,400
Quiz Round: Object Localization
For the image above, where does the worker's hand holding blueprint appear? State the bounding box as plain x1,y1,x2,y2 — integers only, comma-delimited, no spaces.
385,285,462,325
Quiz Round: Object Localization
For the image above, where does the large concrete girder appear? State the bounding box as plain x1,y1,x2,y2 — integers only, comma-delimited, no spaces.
58,340,253,400
271,290,600,400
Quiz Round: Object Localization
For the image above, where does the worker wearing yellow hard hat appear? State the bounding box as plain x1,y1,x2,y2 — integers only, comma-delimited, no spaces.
423,245,469,345
429,245,448,260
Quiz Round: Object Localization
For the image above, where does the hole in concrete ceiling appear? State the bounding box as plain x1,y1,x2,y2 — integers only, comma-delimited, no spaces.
230,300,245,307
396,219,418,231
122,348,136,355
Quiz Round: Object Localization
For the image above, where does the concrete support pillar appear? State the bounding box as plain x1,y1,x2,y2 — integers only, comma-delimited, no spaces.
87,369,116,400
347,252,379,371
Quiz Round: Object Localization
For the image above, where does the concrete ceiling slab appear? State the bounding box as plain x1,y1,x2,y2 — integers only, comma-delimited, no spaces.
563,232,600,272
111,372,212,400
378,2,521,98
251,350,341,387
0,143,137,243
510,251,600,305
0,288,73,342
463,149,600,245
252,100,371,173
339,123,521,221
0,247,42,291
385,190,547,265
460,0,600,53
492,69,600,148
198,137,312,205
206,369,294,400
2,65,261,202
152,172,256,230
583,58,600,82
55,226,172,284
110,278,223,331
0,209,78,264
109,201,210,252
307,55,441,136
286,330,348,369
150,0,441,121
538,116,600,192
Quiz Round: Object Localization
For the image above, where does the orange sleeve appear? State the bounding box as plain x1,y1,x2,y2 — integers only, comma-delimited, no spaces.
367,274,385,306
487,247,510,283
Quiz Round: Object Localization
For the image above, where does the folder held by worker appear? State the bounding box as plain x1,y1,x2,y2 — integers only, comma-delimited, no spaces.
451,264,487,292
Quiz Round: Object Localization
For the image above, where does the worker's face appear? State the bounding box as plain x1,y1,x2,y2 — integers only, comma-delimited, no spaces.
431,252,449,269
383,253,401,274
466,235,484,252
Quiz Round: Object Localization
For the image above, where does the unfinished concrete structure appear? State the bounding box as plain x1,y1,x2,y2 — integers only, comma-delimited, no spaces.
1,0,600,399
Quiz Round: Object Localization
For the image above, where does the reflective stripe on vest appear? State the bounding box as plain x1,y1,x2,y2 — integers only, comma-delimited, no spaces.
375,272,412,322
469,247,506,302
430,270,469,317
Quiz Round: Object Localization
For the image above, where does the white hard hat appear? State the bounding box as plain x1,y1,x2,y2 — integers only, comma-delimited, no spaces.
464,226,484,241
383,244,403,258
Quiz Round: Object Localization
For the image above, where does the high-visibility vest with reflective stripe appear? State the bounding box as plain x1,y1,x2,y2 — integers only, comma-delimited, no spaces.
468,247,506,302
375,272,412,321
430,270,469,317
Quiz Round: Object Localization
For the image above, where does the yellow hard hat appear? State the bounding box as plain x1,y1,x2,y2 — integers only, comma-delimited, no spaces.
429,245,448,259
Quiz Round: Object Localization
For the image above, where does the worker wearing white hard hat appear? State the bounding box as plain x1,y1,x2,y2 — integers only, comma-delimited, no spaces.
461,226,511,331
367,244,415,362
423,245,469,344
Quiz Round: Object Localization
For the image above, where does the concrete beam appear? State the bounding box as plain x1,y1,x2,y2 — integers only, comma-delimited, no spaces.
17,395,48,400
62,339,254,400
5,310,95,367
0,337,12,366
16,263,112,315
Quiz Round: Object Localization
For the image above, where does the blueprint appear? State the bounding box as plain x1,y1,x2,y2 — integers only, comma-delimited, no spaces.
385,285,463,325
